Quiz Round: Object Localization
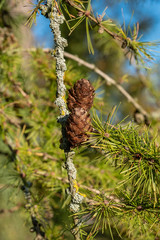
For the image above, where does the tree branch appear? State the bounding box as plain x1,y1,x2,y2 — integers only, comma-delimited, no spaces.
6,46,150,118
39,2,84,239
21,177,47,240
63,51,149,118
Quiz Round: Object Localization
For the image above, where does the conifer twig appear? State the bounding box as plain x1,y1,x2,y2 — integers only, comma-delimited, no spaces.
40,2,84,239
7,72,32,105
59,0,122,41
0,109,21,127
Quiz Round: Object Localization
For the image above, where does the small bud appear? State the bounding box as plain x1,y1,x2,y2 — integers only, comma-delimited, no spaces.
134,109,149,126
97,15,103,23
124,146,129,151
98,27,104,34
137,205,143,211
30,227,35,233
77,11,83,17
134,153,142,160
104,132,110,138
121,40,127,49
134,112,145,124
85,10,90,17
20,172,26,178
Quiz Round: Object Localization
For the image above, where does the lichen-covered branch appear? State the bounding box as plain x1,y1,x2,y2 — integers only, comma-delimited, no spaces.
39,2,84,239
21,175,47,240
40,1,68,118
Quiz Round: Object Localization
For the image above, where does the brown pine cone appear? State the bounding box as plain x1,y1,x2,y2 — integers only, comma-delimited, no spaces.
66,108,93,148
67,79,94,112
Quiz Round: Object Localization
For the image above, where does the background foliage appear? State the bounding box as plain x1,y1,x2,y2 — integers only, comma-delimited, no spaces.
0,0,160,239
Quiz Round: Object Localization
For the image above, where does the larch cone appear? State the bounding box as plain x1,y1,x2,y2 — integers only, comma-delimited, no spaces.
66,79,94,148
